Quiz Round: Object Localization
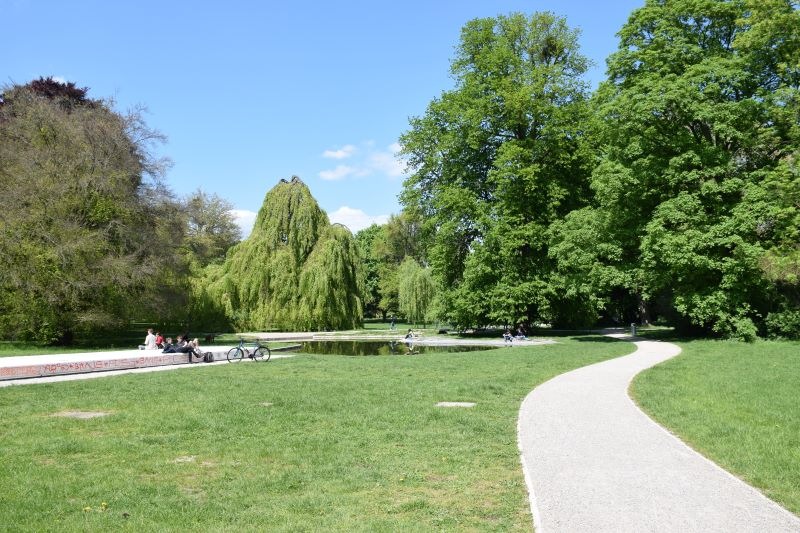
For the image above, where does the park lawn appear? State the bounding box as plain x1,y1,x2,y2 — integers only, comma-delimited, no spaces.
631,338,800,516
0,336,631,532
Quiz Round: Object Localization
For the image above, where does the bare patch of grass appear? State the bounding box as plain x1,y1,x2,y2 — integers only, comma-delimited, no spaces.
51,410,111,419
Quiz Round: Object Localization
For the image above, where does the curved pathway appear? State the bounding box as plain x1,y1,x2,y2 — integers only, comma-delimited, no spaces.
517,336,800,532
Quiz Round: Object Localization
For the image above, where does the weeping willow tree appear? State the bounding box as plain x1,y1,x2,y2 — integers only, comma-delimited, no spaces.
397,257,436,326
202,176,363,331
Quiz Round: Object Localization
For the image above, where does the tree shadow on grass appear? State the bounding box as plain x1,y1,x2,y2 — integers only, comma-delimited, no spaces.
567,335,622,343
634,328,707,343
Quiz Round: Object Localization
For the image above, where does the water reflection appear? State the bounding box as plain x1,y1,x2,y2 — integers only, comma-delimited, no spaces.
293,340,495,356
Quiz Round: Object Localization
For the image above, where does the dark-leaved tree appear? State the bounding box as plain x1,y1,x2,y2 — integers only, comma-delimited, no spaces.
0,79,186,344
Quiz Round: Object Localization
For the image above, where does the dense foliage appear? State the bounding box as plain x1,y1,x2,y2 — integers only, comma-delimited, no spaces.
396,257,436,325
401,3,800,338
201,177,363,331
184,189,242,268
0,78,186,344
355,212,427,320
4,2,799,341
552,0,800,339
400,12,594,329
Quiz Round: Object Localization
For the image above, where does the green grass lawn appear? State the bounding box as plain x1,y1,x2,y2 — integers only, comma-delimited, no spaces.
0,336,631,532
631,338,800,515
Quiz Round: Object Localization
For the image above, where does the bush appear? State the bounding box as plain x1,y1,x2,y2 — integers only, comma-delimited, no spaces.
766,310,800,339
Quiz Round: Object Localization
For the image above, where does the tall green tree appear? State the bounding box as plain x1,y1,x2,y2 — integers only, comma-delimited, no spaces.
203,177,363,331
354,213,426,320
374,212,425,319
558,0,800,339
354,224,383,318
400,12,593,329
184,188,241,267
0,78,185,344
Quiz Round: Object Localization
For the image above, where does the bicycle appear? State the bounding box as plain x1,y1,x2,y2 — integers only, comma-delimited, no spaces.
227,338,271,363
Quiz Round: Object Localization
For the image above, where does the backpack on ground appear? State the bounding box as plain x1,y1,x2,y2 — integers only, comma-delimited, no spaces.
203,352,214,363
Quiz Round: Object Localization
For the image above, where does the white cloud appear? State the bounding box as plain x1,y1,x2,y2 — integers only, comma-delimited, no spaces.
52,76,67,84
322,144,356,159
231,209,258,238
369,149,404,178
318,142,406,181
328,206,389,233
319,165,356,181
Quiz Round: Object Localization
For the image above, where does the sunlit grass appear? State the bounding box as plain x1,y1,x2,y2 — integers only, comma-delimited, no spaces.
631,338,800,515
0,336,631,531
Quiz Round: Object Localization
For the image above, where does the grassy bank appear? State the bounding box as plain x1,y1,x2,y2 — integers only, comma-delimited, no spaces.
631,338,800,515
0,336,631,531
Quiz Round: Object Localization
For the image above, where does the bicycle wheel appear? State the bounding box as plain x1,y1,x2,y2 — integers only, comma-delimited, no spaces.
253,346,271,362
227,347,244,362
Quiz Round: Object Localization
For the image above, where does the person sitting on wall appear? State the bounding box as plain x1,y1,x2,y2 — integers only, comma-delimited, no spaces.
503,329,513,344
144,328,157,350
188,338,206,362
162,336,186,353
155,331,165,349
162,336,201,361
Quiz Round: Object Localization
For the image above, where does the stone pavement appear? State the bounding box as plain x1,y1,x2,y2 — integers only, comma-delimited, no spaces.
517,336,800,532
0,346,294,387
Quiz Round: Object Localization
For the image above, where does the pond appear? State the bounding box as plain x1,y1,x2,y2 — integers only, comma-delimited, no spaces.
289,340,497,356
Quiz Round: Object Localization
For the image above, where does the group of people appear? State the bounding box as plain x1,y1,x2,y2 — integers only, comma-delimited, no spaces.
143,328,165,350
503,326,527,344
143,328,204,359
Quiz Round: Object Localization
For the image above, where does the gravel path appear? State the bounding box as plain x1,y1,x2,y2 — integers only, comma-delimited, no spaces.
517,336,800,532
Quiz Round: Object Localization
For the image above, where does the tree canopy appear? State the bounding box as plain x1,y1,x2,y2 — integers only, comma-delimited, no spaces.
400,3,800,339
184,189,242,267
4,2,800,342
355,212,428,321
202,177,363,331
0,78,185,343
552,0,800,339
400,11,593,329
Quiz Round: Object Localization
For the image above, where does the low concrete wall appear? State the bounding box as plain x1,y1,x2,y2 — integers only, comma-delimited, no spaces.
0,350,229,381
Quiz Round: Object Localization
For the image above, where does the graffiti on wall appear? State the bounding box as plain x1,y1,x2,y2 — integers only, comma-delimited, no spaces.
0,353,188,381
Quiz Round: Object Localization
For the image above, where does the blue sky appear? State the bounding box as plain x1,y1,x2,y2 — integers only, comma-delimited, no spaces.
3,0,644,235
